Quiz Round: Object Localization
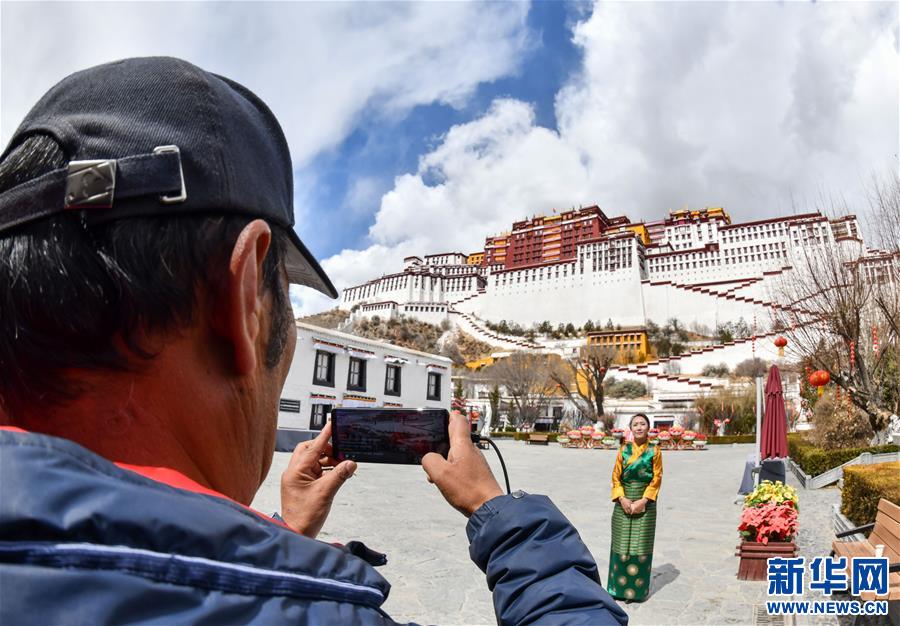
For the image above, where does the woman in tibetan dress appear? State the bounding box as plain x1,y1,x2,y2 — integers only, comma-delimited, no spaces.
607,413,662,601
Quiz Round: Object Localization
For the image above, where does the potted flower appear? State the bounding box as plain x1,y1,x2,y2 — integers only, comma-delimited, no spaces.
669,425,684,449
601,434,617,449
611,427,625,440
736,481,798,580
682,430,696,447
744,480,799,509
648,428,659,445
656,429,672,449
567,429,583,448
693,433,707,449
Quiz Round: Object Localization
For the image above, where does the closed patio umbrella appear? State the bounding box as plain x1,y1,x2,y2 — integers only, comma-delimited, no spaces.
761,365,789,460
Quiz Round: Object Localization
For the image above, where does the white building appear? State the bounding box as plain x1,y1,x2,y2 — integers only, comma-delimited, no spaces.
276,322,452,450
456,370,801,433
340,206,893,390
341,207,876,332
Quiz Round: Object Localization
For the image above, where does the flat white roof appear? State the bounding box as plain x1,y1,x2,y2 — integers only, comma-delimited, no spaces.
295,321,453,364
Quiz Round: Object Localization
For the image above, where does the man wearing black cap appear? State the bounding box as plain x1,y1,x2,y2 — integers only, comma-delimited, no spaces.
0,57,627,625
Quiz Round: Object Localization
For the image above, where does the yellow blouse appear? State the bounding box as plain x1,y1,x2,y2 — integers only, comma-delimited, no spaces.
610,441,663,502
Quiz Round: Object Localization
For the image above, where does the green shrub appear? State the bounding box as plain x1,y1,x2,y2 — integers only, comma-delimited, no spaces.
788,435,899,477
841,462,900,526
487,431,561,443
605,379,648,398
809,390,873,449
707,435,756,445
702,363,730,377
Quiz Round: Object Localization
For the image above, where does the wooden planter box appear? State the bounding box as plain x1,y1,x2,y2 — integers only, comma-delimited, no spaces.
735,541,797,581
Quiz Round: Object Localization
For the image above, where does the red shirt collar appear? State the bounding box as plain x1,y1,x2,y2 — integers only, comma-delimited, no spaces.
114,462,233,500
1,426,290,530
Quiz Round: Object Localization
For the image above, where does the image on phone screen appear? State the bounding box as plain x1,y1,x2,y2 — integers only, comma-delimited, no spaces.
331,408,450,465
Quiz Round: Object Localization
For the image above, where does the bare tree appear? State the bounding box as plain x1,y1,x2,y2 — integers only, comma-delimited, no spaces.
548,344,618,426
480,352,559,427
867,171,900,254
771,177,900,441
867,171,900,340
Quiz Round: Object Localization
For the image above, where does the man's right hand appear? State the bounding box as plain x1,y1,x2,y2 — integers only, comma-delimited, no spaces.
422,411,503,517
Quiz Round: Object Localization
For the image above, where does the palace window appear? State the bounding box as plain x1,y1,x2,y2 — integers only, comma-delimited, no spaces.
313,350,335,387
347,357,367,391
310,404,330,431
385,365,402,396
427,372,442,401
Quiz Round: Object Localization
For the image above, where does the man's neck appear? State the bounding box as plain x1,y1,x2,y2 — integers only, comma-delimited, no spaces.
12,342,262,504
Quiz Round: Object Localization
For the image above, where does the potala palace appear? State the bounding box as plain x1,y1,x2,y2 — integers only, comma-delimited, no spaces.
339,205,887,395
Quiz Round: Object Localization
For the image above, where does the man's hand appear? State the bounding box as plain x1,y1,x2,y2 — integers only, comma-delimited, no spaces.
422,411,503,517
618,497,633,514
280,422,356,538
630,498,648,515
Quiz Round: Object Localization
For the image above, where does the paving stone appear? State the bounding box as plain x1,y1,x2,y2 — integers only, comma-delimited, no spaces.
253,442,842,625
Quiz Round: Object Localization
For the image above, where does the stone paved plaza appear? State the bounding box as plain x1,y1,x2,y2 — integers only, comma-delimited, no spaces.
253,442,843,626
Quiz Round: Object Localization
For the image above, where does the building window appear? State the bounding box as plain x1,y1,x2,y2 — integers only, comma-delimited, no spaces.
385,364,402,396
347,357,367,391
279,398,301,413
427,372,442,401
310,404,330,430
313,350,335,386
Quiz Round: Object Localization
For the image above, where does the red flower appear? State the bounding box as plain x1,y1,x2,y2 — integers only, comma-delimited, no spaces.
738,502,798,544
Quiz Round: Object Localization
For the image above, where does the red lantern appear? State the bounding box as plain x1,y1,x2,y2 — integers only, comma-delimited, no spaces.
808,370,830,396
774,336,787,357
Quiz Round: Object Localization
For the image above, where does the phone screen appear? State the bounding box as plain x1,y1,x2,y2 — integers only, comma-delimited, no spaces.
331,408,450,465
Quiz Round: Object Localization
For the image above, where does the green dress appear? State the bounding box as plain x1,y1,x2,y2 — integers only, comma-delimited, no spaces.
607,442,661,601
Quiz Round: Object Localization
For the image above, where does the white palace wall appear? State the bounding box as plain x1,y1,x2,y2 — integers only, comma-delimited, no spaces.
339,212,874,342
477,263,646,327
640,282,773,331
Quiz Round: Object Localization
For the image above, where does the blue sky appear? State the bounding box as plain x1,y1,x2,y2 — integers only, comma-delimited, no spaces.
301,1,586,260
2,2,897,316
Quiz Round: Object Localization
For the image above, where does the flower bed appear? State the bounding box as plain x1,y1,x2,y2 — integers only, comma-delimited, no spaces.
788,434,899,477
840,461,900,526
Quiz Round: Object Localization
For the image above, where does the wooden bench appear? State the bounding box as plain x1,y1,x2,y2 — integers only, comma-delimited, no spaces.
832,498,900,601
527,434,549,445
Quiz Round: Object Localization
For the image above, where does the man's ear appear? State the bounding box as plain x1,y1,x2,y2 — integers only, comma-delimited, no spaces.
221,220,272,375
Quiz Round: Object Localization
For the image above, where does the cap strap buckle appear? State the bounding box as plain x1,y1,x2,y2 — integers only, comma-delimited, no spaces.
64,160,116,209
152,145,187,204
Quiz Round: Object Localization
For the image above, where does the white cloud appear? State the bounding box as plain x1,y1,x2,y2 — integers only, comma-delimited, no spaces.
556,1,898,218
2,2,531,318
343,176,385,218
1,2,530,166
291,239,425,317
371,99,592,250
300,1,898,316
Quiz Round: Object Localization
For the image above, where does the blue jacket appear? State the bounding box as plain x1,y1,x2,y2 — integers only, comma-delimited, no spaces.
0,429,627,625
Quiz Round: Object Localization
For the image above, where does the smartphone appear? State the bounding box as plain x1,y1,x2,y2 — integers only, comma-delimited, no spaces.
330,408,450,465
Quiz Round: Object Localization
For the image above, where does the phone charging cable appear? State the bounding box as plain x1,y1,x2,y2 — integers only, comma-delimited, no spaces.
471,435,511,495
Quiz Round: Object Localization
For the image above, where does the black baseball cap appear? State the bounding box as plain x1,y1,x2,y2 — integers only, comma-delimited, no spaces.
0,56,337,298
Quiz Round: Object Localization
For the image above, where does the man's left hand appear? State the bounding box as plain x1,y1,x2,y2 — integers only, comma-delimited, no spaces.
280,422,356,538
